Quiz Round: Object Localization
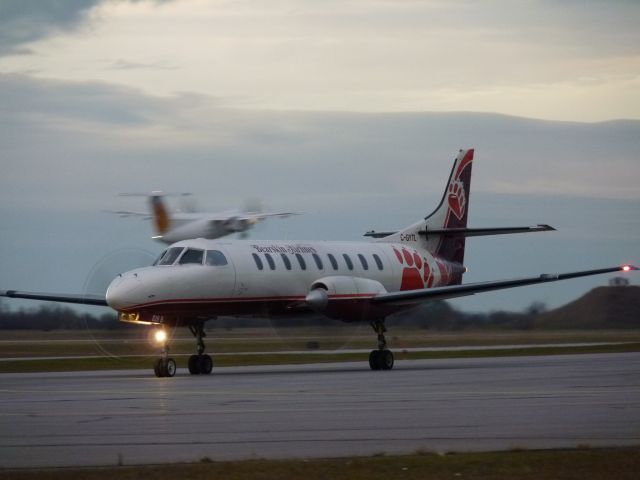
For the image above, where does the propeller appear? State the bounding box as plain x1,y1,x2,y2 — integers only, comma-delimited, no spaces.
81,247,159,360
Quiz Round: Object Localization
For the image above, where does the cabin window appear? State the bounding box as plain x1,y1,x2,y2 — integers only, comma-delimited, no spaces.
205,250,228,266
265,253,276,270
312,253,324,270
373,253,384,270
358,254,369,270
296,253,307,270
158,247,184,266
281,253,292,270
327,253,338,270
343,254,354,271
252,253,264,270
179,248,204,265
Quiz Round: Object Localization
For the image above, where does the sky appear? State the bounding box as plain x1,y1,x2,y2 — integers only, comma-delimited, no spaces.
0,0,639,316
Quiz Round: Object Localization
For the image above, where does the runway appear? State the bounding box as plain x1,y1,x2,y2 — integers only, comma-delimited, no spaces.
1,352,639,468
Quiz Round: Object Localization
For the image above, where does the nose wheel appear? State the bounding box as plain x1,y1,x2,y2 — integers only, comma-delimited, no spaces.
153,334,177,377
154,357,177,377
187,322,213,375
369,320,394,370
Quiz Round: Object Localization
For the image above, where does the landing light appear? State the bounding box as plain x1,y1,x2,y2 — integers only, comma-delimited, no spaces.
154,329,167,344
622,265,631,272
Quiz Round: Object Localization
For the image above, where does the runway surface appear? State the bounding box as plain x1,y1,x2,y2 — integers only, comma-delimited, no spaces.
1,352,639,468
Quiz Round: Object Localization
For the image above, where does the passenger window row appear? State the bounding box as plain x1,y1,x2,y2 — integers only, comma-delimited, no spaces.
252,252,384,272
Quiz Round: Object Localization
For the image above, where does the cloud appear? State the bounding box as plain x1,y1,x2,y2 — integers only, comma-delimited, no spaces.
0,0,101,56
0,0,172,57
110,59,178,71
2,0,639,121
1,73,639,220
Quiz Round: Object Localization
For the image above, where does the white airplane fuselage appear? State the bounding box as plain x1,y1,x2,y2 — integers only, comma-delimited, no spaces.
106,238,464,325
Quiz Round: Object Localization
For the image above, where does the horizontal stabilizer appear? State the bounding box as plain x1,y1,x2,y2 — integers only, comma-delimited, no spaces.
419,224,555,237
363,230,396,239
364,224,554,239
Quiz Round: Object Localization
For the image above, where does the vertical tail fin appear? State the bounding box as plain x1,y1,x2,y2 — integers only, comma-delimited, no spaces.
149,193,171,235
380,149,474,265
427,148,473,264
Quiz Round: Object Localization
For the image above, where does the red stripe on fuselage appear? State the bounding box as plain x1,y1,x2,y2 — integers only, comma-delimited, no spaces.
119,293,378,312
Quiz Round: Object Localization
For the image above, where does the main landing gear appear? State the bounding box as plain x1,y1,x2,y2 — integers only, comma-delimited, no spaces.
369,320,394,371
187,322,213,375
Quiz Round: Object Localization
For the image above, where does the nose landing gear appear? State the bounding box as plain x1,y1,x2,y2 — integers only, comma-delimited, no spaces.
153,331,177,377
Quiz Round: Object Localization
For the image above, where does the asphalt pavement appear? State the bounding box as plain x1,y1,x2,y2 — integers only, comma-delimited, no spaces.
1,352,639,468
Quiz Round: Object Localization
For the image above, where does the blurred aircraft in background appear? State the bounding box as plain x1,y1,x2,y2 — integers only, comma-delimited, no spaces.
109,192,299,243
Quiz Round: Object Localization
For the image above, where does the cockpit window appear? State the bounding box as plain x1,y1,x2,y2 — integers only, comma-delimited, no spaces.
153,250,167,266
157,247,184,266
179,248,204,265
206,250,228,266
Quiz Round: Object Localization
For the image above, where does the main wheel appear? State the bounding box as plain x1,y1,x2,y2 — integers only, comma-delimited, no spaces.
381,349,394,370
369,350,381,370
188,354,200,375
198,354,213,375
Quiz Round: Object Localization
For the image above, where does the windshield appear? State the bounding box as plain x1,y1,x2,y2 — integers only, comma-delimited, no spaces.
157,247,184,266
153,250,167,266
179,248,204,265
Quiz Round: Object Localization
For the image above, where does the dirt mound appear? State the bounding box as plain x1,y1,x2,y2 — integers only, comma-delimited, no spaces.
535,286,640,329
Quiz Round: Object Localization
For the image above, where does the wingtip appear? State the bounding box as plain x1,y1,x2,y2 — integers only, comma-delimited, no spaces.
538,224,556,231
621,265,638,272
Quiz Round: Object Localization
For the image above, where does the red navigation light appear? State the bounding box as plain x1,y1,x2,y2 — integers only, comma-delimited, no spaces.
622,265,631,272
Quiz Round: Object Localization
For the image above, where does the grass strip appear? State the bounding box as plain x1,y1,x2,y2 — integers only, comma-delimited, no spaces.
1,446,639,480
1,342,639,373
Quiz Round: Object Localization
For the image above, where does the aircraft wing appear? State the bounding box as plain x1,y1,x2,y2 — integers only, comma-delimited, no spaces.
244,211,300,221
103,209,151,219
371,265,637,306
0,290,108,307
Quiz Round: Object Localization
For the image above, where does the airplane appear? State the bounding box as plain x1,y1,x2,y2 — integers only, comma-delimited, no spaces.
110,191,298,243
1,149,636,377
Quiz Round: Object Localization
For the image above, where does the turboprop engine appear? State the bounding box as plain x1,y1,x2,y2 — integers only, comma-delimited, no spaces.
305,276,388,322
224,217,251,233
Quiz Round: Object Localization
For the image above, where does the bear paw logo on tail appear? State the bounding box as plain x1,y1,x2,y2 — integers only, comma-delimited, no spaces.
447,179,466,220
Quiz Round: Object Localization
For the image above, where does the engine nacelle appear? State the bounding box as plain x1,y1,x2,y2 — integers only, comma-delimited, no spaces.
224,217,250,233
160,218,216,243
305,276,387,321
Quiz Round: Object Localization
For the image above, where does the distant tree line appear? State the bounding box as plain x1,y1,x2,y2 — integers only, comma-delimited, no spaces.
0,300,124,330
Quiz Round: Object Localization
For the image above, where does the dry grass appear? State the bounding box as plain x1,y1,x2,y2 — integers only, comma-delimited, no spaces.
1,447,639,480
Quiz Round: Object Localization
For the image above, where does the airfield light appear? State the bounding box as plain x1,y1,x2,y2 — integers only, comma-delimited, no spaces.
154,329,167,344
622,265,631,272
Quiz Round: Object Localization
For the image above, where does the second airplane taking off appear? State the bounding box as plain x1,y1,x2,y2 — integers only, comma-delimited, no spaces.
112,192,298,243
1,149,636,377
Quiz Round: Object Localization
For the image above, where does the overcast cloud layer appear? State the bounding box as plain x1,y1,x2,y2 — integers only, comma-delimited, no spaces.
0,0,638,121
